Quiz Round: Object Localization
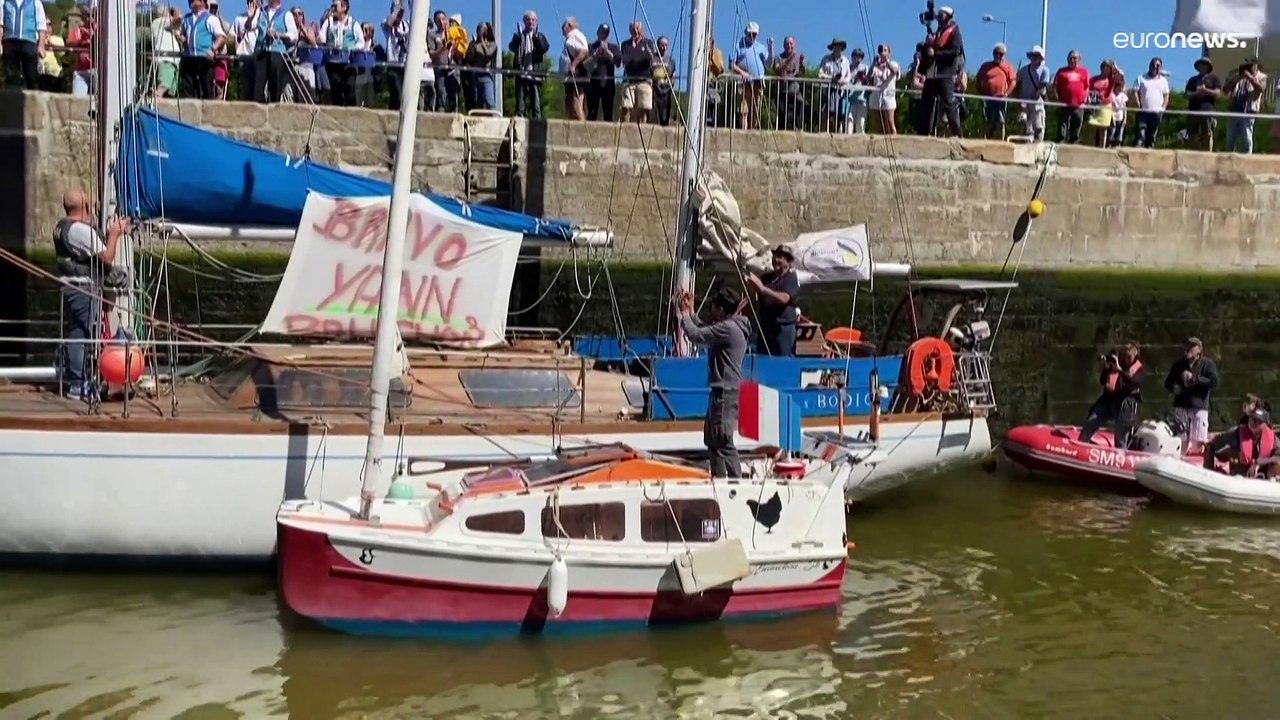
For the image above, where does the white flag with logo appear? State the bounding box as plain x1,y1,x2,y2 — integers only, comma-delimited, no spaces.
788,225,872,286
1172,0,1279,35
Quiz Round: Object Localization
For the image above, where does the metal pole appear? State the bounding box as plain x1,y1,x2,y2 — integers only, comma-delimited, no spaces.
492,0,503,114
358,0,431,520
1001,23,1007,47
1040,0,1048,53
98,0,137,327
671,0,711,356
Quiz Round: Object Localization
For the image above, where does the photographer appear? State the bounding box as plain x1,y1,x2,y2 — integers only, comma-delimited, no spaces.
1079,343,1145,448
914,4,964,137
1224,57,1266,154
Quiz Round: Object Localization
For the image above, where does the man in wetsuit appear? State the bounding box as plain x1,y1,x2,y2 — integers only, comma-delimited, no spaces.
743,245,801,356
676,287,752,478
1080,343,1145,448
1204,406,1278,477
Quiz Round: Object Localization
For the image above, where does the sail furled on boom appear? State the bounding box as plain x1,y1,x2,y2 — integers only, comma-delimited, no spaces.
115,106,578,242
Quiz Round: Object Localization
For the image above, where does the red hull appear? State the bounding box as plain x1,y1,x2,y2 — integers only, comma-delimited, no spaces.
277,521,846,637
1003,424,1198,491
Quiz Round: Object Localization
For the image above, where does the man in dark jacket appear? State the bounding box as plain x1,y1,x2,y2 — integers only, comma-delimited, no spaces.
744,245,801,357
585,23,620,121
508,10,549,118
1164,336,1219,455
915,5,964,137
1080,343,1145,448
1203,406,1277,476
677,287,753,479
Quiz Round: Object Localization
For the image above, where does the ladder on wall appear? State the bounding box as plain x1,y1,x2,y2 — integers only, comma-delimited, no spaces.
461,112,518,206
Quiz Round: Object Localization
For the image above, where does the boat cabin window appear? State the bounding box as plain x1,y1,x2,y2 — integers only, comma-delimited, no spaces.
541,502,626,542
460,369,583,409
640,500,722,543
464,510,526,535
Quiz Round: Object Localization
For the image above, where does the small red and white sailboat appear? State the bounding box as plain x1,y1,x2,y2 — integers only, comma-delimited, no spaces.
276,438,853,636
1003,420,1201,489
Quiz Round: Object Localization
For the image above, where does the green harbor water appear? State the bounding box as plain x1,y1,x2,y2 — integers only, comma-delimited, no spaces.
4,472,1280,718
3,257,1280,717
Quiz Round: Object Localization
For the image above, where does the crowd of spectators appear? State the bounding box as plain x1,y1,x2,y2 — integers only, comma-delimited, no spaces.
4,2,1280,153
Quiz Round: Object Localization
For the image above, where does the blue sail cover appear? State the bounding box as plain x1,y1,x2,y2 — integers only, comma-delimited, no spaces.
116,106,577,242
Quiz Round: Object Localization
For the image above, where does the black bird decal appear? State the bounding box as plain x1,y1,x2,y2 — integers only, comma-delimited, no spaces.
746,492,783,533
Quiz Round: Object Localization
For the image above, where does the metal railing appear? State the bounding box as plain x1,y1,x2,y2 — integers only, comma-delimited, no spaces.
21,47,1280,150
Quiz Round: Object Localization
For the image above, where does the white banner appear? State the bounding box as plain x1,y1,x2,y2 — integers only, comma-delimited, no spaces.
789,225,872,286
1173,0,1275,35
262,193,523,347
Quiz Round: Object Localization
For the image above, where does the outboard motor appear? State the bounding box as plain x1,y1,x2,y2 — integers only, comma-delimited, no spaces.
1131,420,1182,456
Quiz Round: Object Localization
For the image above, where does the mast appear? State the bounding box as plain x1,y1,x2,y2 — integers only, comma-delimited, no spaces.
671,0,712,356
358,0,431,519
98,0,137,322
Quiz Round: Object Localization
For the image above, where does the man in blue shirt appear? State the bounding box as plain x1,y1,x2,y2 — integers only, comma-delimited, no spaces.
179,0,227,99
0,0,49,89
732,21,767,129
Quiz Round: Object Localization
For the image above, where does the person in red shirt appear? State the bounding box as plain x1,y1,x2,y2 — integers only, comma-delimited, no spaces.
1053,49,1089,143
66,9,96,96
1087,59,1118,147
976,43,1016,139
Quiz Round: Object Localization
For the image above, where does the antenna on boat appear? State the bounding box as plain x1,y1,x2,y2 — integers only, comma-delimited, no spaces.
670,0,713,357
358,0,432,520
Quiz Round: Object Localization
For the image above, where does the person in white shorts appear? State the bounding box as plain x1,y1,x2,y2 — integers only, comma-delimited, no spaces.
1014,45,1050,141
1164,336,1219,455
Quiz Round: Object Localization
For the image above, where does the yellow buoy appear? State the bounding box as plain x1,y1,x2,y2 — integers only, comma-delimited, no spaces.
1027,199,1046,218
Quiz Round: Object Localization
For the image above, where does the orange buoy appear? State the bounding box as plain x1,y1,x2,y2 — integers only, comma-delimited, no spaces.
904,337,955,395
100,346,144,385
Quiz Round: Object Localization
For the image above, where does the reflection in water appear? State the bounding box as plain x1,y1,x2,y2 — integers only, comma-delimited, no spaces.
3,471,1280,718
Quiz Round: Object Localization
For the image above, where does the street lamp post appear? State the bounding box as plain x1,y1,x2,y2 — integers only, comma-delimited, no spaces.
1041,0,1049,53
982,14,1007,47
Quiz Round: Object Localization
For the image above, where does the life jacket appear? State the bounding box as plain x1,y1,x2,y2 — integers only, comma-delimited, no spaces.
2,0,43,44
928,23,957,51
53,217,101,279
183,10,216,57
1238,422,1276,468
1104,359,1141,393
256,4,290,54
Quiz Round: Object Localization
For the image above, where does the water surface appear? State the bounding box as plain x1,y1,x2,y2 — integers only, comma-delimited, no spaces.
4,469,1279,719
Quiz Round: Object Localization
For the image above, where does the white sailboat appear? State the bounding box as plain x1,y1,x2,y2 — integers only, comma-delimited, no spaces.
0,0,1005,566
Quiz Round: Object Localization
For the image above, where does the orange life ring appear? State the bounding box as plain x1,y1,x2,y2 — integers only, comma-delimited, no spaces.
904,337,955,395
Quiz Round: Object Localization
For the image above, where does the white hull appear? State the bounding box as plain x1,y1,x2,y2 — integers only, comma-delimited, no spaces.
0,416,988,561
1136,455,1280,516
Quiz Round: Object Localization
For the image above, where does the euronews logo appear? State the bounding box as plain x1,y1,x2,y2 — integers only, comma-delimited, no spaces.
1113,32,1250,50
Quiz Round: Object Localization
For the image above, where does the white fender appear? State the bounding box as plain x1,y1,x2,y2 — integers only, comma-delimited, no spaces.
547,555,569,618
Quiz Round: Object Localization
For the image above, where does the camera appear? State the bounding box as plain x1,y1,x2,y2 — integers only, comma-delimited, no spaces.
919,0,936,26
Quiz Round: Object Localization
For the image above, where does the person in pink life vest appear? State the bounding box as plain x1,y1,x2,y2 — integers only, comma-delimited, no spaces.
1204,406,1278,478
1079,343,1145,448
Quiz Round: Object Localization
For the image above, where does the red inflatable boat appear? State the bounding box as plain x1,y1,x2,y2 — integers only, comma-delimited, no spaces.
1003,422,1201,489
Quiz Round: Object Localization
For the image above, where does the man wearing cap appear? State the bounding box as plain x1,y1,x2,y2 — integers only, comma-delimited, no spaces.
733,21,768,130
977,42,1015,140
1014,45,1050,141
817,37,851,133
744,245,801,357
915,5,964,137
1224,57,1266,154
1185,57,1223,151
1164,337,1219,456
586,23,620,121
1204,406,1277,477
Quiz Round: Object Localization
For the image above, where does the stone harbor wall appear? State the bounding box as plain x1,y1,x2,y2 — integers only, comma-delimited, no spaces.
6,91,1280,270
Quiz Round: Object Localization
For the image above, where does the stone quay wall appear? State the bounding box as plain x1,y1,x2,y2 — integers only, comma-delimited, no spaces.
6,91,1280,270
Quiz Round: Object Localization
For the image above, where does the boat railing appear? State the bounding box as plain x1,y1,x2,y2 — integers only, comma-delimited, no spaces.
953,350,998,414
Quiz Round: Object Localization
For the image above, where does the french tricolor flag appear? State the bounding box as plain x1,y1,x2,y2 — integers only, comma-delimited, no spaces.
738,382,803,451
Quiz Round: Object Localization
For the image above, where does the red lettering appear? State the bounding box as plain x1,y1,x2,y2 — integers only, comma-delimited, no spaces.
356,207,389,256
401,274,462,325
434,234,467,270
315,263,378,313
311,200,364,245
408,211,469,270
